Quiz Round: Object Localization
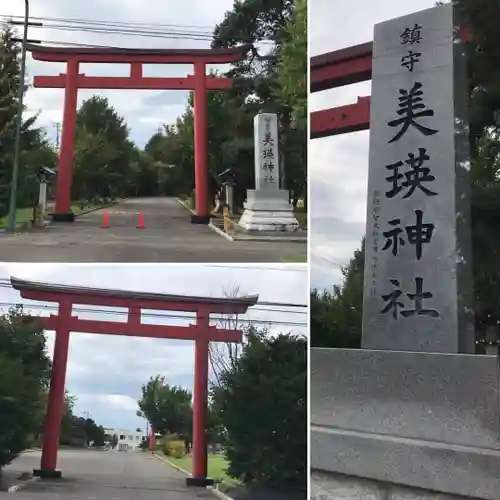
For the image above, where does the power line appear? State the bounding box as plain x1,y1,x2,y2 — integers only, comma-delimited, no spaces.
0,280,308,325
3,14,216,31
0,300,308,327
2,15,275,45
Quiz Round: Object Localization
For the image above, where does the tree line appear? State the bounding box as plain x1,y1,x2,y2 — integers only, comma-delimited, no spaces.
137,327,307,493
0,0,306,217
311,0,500,349
0,308,106,471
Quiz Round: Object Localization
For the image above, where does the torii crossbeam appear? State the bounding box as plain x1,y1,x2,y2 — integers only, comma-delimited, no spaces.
27,43,251,224
309,27,470,139
11,277,258,487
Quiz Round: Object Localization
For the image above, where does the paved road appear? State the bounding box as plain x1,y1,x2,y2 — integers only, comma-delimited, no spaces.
1,449,213,499
0,198,305,262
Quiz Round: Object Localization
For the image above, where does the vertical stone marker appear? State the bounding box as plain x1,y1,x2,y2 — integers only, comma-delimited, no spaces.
238,113,299,231
362,3,474,353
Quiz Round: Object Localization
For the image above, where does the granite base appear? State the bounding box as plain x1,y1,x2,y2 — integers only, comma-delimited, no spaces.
310,348,500,499
238,189,299,231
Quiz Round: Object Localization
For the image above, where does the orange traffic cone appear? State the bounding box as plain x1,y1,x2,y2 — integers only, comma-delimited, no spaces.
137,211,145,229
101,212,110,229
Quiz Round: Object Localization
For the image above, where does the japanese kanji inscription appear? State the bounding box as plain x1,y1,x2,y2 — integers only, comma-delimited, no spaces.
362,4,474,353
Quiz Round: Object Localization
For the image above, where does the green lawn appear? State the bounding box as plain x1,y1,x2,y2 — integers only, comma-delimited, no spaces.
165,453,240,487
0,201,107,229
281,252,307,263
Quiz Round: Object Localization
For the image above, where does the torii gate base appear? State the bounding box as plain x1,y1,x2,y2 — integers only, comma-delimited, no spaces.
11,277,258,486
27,44,250,225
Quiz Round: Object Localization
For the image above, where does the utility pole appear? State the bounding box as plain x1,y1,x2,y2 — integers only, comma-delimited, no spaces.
7,6,43,233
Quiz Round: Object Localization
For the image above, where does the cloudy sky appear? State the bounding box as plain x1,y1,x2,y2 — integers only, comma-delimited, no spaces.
1,0,249,148
310,0,438,290
0,263,307,431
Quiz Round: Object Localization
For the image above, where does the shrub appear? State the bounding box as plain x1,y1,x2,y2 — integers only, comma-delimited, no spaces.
164,440,185,458
213,334,307,492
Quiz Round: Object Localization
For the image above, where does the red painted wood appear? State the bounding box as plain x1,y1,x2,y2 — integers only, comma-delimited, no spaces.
193,61,209,218
40,300,72,471
309,26,471,138
42,315,243,343
13,277,254,478
54,59,79,215
310,97,370,139
192,311,210,480
310,42,373,93
17,289,253,315
27,44,248,220
27,43,252,65
33,74,232,90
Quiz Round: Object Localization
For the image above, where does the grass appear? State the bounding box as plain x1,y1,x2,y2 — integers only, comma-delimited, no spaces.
281,252,307,263
0,200,111,229
165,452,241,487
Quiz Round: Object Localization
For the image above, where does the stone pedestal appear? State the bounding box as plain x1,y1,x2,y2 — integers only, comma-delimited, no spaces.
311,348,500,500
238,189,299,231
238,112,300,232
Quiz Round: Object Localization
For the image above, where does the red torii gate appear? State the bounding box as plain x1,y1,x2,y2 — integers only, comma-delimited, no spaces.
11,277,258,487
27,43,251,224
310,27,471,139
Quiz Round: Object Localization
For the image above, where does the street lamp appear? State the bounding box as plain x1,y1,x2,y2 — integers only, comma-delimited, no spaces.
7,0,29,233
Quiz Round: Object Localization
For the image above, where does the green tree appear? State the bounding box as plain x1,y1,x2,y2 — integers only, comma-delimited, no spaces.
212,333,306,491
59,391,77,445
0,27,56,217
276,0,307,126
137,376,192,437
212,0,306,203
0,308,51,469
84,418,106,446
73,96,135,201
143,0,306,210
311,242,364,349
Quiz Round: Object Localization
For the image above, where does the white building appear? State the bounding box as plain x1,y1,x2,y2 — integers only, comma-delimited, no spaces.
104,428,147,450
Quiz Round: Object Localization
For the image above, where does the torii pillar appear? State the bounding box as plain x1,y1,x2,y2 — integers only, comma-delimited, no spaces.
27,44,251,224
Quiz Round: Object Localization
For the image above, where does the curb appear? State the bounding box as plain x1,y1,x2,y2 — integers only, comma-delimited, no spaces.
72,200,122,218
175,197,197,216
153,452,191,477
174,198,235,242
209,222,234,242
7,476,40,493
233,234,307,243
153,452,235,500
0,200,122,235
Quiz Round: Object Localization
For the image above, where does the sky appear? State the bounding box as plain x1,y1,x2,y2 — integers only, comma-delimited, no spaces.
309,0,439,290
0,263,307,431
1,0,246,148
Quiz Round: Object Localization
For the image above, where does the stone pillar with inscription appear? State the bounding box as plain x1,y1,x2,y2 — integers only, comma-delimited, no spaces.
311,5,500,500
238,113,299,231
362,2,474,353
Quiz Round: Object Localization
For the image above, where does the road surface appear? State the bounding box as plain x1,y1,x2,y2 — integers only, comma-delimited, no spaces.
1,449,213,499
0,198,305,262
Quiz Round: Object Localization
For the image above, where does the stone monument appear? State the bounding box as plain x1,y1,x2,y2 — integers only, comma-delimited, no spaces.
362,1,473,353
311,5,500,500
238,113,299,231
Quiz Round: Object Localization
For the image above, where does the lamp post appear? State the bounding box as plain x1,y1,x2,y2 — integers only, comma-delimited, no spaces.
7,0,29,233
